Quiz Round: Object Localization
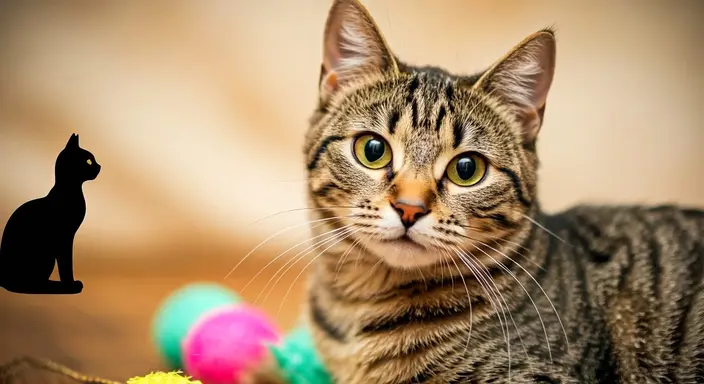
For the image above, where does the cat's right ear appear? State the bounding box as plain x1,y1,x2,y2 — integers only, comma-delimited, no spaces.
66,133,79,148
471,30,556,145
319,0,399,101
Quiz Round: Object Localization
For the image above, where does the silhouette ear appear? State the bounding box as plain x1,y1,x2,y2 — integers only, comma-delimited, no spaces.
320,0,399,101
66,133,79,148
472,30,556,145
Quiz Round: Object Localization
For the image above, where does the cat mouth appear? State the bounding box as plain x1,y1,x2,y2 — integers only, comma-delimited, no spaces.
381,234,425,249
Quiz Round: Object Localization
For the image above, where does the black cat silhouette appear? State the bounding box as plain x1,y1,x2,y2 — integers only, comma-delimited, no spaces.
0,133,101,294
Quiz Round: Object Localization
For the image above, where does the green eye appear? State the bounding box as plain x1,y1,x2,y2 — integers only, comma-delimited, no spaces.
446,153,487,187
353,134,392,169
86,159,92,165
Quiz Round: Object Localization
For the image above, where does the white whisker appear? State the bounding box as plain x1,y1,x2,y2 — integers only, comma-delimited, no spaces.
256,224,356,305
475,239,570,355
277,228,362,316
434,240,472,351
463,245,533,373
335,235,365,283
240,222,355,293
453,246,512,380
522,214,569,245
250,206,354,225
225,215,348,279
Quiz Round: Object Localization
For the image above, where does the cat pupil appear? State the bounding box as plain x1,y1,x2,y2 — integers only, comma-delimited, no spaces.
364,140,385,162
456,157,476,180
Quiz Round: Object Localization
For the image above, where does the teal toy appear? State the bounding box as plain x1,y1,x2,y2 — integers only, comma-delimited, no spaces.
152,282,243,369
270,326,332,384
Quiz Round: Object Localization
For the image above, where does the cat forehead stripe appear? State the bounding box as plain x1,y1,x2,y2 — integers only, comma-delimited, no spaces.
452,120,464,149
388,109,400,134
307,135,345,171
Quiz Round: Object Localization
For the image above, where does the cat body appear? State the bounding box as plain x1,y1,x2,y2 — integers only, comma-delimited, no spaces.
0,134,101,294
308,205,704,383
301,1,704,383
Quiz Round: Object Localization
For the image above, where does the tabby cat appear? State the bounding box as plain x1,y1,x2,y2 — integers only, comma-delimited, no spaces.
301,0,704,383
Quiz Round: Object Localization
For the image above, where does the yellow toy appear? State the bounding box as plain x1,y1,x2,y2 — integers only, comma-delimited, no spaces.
0,356,199,384
127,371,202,384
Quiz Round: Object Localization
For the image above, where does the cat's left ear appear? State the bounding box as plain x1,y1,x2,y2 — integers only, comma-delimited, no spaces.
319,0,399,101
472,29,556,145
66,133,79,148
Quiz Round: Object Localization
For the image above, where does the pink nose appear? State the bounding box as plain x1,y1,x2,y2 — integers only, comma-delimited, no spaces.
391,201,429,228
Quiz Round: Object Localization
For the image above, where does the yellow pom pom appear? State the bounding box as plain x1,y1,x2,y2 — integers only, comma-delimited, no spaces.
126,371,202,384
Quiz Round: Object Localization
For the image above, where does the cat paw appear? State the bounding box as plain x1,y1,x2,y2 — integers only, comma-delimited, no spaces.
66,280,83,293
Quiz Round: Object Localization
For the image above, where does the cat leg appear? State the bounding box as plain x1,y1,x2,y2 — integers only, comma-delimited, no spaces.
56,238,83,293
1,242,82,294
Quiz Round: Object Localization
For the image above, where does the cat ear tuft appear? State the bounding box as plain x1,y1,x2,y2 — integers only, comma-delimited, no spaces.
67,133,79,148
473,29,556,145
320,0,398,100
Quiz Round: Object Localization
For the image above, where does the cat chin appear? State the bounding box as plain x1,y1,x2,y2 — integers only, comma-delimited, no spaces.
363,238,441,269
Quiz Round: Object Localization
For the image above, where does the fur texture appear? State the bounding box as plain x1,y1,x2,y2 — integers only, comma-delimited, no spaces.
302,1,704,383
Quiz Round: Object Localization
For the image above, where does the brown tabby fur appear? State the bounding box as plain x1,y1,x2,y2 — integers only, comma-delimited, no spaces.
299,1,704,383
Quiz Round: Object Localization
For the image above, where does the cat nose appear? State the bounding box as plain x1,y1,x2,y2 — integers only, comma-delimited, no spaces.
391,200,430,228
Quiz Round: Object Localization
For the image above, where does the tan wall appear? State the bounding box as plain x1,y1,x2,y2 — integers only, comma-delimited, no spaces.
0,0,702,262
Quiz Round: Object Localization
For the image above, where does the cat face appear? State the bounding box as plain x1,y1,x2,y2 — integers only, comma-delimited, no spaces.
56,134,101,183
305,0,555,269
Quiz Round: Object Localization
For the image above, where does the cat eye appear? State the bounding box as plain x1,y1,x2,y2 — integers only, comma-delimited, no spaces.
353,133,392,169
86,159,92,165
446,153,487,187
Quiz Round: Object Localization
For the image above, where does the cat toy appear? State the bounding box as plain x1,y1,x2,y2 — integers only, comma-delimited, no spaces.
127,371,202,384
0,357,200,384
152,282,331,384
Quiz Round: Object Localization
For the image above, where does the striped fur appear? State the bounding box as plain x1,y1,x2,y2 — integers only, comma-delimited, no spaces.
300,1,704,383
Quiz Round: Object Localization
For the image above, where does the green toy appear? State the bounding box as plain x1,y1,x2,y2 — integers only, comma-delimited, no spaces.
270,326,332,384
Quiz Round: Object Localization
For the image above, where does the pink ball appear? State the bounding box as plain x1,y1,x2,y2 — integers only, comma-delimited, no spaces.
182,305,281,384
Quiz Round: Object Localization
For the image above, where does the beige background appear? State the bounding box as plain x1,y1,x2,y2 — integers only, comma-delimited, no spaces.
1,0,703,263
0,0,702,380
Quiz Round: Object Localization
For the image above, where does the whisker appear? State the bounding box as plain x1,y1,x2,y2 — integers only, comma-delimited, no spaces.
490,237,546,273
276,228,362,316
453,223,486,232
368,257,385,276
436,248,448,289
254,227,349,304
355,231,383,270
254,228,353,303
250,205,355,225
452,246,512,378
493,236,532,254
522,214,570,246
335,235,365,283
273,176,334,183
416,265,427,288
224,215,347,279
454,229,569,355
433,240,472,351
474,238,571,355
449,256,472,350
239,222,355,293
462,246,532,372
470,231,546,273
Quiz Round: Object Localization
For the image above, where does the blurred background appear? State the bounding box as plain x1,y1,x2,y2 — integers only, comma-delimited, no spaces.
0,0,702,381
